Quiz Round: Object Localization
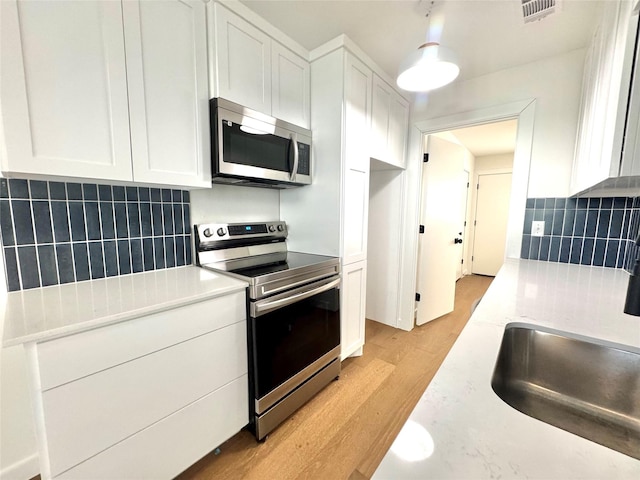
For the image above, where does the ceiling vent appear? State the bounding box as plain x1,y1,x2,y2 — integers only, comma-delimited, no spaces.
521,0,561,23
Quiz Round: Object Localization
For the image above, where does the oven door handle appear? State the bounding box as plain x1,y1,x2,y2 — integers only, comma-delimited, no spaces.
253,277,340,317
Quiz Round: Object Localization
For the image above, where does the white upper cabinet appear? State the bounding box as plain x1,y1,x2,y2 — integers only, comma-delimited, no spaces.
388,91,410,167
345,54,372,174
371,77,392,162
271,42,311,129
571,1,639,195
209,3,310,128
212,3,272,115
123,0,210,187
621,15,640,177
0,0,133,181
0,0,210,188
370,74,409,168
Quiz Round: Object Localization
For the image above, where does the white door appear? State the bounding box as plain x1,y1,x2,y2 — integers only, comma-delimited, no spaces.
415,136,465,326
472,173,513,276
456,170,470,280
0,0,132,181
123,0,210,187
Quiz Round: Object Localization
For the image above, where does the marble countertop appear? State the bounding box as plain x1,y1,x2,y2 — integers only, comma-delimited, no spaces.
1,266,248,347
373,259,640,479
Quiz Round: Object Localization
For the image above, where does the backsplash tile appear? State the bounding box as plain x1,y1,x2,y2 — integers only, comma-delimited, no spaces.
521,196,639,271
0,178,192,292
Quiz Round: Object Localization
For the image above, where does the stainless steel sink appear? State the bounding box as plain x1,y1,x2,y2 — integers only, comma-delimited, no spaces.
491,323,640,459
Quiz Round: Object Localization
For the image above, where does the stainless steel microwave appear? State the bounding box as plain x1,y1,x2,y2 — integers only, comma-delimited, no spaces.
210,98,312,188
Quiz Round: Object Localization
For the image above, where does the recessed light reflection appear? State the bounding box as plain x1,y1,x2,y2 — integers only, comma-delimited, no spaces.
390,420,435,462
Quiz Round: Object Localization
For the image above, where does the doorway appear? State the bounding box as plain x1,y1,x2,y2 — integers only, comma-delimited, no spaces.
415,119,518,325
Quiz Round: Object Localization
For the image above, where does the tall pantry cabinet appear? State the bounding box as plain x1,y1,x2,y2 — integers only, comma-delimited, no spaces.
281,45,371,360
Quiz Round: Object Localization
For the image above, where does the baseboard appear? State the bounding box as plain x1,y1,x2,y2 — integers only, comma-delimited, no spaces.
0,453,39,480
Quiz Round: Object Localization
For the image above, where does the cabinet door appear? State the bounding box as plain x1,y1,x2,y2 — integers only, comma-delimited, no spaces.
0,0,132,181
123,0,210,187
371,74,392,162
342,168,369,264
271,42,310,128
571,0,637,193
344,53,372,173
388,92,410,168
341,260,366,360
213,4,271,114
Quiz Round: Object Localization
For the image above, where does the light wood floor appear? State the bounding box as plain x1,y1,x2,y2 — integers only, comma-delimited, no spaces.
179,274,494,480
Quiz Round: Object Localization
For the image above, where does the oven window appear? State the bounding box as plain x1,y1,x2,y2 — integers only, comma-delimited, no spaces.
251,287,340,400
222,121,292,172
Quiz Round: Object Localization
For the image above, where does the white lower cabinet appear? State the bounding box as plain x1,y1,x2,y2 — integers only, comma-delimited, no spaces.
341,261,367,360
27,292,248,479
56,376,248,480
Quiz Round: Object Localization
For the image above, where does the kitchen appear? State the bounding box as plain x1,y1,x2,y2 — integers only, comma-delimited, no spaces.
1,0,640,479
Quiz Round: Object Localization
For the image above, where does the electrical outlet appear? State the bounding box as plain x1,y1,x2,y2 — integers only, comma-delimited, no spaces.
532,221,545,237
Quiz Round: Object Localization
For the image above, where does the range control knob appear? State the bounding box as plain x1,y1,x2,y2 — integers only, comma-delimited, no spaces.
217,228,226,237
277,224,284,232
203,228,212,238
268,225,276,232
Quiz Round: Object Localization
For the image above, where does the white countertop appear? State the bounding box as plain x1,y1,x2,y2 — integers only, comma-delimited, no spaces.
1,266,247,347
374,259,640,479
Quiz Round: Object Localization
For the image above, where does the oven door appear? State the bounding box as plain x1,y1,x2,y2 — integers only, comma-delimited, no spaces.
250,275,341,414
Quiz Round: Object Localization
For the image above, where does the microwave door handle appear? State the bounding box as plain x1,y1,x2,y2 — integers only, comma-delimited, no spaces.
289,133,299,182
252,277,340,317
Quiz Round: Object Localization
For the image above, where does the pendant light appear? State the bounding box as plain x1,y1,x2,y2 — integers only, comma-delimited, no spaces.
396,1,460,92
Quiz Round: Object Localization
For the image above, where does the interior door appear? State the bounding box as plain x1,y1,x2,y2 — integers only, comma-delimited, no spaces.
456,170,470,280
415,136,465,326
472,173,513,276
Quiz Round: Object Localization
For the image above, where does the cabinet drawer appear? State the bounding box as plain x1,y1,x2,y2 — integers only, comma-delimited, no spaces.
37,291,245,390
42,321,248,477
56,374,248,479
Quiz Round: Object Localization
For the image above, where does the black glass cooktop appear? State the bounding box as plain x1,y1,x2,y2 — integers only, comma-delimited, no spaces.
230,252,338,279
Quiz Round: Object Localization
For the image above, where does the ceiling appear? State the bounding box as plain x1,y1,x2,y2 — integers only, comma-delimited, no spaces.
239,0,603,84
451,119,518,156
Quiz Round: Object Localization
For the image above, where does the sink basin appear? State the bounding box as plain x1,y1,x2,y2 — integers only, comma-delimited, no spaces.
491,323,640,459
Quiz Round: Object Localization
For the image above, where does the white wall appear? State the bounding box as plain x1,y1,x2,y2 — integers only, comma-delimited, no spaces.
474,153,514,171
190,184,280,225
412,48,586,198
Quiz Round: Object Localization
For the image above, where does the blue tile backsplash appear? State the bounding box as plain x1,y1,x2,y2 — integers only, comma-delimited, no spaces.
521,196,640,271
0,178,192,292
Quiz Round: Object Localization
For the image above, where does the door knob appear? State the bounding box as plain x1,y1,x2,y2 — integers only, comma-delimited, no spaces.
454,238,463,244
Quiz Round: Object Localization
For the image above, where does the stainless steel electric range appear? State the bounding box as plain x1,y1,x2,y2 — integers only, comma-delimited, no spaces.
194,221,341,440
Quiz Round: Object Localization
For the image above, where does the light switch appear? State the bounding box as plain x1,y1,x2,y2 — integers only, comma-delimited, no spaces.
532,221,545,237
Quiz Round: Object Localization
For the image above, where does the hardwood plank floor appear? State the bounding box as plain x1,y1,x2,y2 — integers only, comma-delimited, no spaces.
179,274,493,480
